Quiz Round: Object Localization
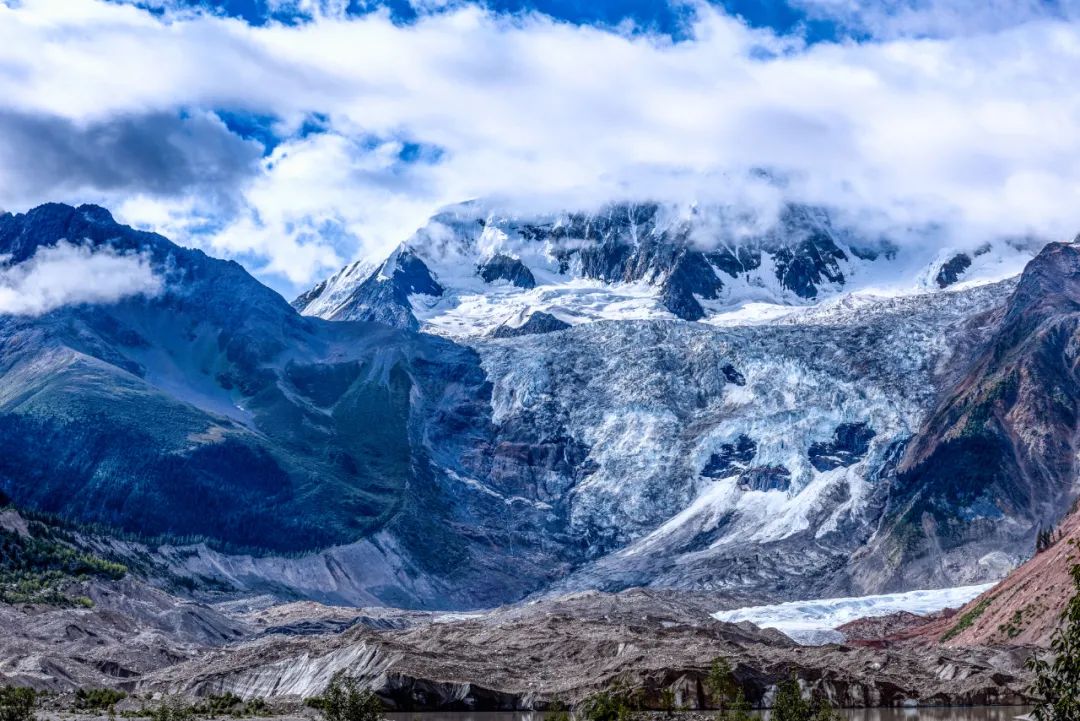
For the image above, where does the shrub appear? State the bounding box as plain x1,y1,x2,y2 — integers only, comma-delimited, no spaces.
321,672,382,721
0,525,127,606
546,699,570,721
201,693,243,717
242,698,270,717
0,687,36,721
75,688,128,711
941,595,995,642
579,682,641,721
1028,547,1080,721
148,698,195,721
1038,527,1056,554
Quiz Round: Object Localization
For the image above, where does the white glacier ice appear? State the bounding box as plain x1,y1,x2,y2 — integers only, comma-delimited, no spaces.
713,583,996,645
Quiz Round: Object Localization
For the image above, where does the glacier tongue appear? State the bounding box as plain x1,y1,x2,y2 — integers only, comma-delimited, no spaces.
475,278,1016,600
713,584,995,645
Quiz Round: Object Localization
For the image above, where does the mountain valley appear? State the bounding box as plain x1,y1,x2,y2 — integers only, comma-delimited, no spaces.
1,200,1079,708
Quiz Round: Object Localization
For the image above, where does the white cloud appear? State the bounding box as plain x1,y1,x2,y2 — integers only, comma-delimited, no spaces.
2,0,1080,295
0,241,163,316
795,0,1080,39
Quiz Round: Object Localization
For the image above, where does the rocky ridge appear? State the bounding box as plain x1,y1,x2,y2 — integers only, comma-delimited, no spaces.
0,564,1034,709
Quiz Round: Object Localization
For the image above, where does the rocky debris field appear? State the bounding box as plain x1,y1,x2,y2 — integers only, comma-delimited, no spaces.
0,577,1034,711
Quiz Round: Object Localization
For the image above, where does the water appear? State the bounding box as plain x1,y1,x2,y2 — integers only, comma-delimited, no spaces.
387,709,1033,721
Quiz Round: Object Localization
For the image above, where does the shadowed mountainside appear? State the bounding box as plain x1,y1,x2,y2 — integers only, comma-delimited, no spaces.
849,240,1080,593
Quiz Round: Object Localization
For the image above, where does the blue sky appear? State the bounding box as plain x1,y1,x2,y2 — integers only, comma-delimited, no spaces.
117,0,1080,40
120,0,838,40
2,0,1080,297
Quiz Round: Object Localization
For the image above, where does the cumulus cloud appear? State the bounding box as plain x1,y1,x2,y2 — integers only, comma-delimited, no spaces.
0,241,163,316
0,110,263,205
2,0,1080,294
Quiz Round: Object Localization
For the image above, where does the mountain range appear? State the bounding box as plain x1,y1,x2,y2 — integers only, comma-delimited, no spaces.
0,200,1076,613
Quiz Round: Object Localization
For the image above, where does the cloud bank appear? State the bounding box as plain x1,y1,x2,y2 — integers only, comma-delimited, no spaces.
0,241,163,316
2,0,1080,293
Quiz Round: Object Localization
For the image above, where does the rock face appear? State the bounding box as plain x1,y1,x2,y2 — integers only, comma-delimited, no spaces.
848,241,1080,595
307,249,443,330
490,311,571,338
701,435,757,478
0,574,249,691
808,423,876,472
0,506,1037,706
936,253,973,288
478,254,536,289
0,573,1032,708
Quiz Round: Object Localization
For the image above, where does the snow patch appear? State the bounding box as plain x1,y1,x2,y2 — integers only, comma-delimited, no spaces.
713,584,995,645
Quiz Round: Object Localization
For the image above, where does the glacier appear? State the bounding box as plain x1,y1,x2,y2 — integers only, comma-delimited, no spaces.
713,584,996,645
284,198,1049,603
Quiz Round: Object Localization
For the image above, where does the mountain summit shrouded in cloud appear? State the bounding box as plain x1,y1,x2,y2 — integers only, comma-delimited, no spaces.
1,0,1080,299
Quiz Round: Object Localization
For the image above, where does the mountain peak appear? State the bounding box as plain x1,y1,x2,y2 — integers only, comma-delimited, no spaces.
0,202,133,264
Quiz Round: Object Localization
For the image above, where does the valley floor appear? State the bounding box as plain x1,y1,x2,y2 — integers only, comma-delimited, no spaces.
1,576,1033,711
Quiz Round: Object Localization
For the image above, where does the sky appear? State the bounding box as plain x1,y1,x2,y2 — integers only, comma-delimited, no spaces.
2,0,1080,298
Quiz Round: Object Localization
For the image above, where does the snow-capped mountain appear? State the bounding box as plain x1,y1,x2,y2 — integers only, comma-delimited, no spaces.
1,202,1076,612
294,200,1035,338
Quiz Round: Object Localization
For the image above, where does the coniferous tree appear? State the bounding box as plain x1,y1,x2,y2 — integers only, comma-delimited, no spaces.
771,676,843,721
705,657,738,712
1038,528,1058,554
772,676,810,721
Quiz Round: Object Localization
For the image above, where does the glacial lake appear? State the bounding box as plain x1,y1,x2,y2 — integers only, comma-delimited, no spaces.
386,709,1034,721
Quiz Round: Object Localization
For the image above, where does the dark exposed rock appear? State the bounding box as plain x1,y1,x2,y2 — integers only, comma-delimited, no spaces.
702,435,756,478
772,231,847,299
506,202,845,304
393,250,443,297
721,363,746,385
847,240,897,262
740,465,791,492
707,246,761,278
765,206,848,299
658,252,725,321
936,252,973,288
808,423,876,472
291,278,328,312
490,311,571,338
298,200,871,330
478,254,536,289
